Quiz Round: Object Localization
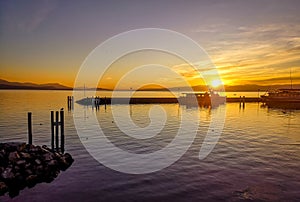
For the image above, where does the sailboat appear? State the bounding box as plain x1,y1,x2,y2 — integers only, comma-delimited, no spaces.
261,69,300,109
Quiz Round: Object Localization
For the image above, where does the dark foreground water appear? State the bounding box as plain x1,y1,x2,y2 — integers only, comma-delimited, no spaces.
0,90,300,201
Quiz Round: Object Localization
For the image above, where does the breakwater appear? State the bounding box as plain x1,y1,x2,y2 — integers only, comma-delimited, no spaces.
0,142,74,198
76,97,261,105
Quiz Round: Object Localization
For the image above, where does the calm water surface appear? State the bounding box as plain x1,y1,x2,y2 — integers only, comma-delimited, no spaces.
0,90,300,201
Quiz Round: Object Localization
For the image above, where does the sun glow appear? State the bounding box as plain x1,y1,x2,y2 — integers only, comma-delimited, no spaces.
211,79,223,88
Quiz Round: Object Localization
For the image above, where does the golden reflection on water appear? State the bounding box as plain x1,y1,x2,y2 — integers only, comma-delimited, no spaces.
0,90,300,201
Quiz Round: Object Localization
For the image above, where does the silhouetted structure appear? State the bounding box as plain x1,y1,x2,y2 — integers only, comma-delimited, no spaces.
67,96,74,110
51,110,65,153
261,89,300,109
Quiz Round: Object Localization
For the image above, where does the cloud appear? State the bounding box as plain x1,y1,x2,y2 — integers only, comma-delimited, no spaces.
174,22,300,85
1,0,58,33
199,23,300,85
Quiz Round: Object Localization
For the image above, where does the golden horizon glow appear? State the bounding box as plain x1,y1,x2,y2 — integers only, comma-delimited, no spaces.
211,79,223,88
1,1,299,89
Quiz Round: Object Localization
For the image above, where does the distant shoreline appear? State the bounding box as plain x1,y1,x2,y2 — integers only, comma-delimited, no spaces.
0,88,298,92
1,78,299,92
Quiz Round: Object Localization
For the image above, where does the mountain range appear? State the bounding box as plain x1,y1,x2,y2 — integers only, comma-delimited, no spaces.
0,79,72,90
0,78,299,91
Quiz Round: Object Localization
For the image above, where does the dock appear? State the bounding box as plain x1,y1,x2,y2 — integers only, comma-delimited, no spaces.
76,96,262,105
226,97,261,102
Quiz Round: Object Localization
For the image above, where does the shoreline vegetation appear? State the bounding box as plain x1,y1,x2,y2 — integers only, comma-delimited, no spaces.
1,78,299,92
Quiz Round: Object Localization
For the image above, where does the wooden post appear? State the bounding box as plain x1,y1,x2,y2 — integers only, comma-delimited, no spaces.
239,96,242,108
242,96,245,108
51,111,54,150
55,111,59,152
60,110,65,153
67,96,74,110
28,112,32,145
104,96,107,110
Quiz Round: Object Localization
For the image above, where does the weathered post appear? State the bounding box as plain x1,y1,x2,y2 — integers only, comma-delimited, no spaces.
28,112,32,145
239,96,242,108
104,96,107,110
55,111,59,152
242,96,245,108
72,96,74,109
60,109,65,153
51,111,54,150
67,96,74,110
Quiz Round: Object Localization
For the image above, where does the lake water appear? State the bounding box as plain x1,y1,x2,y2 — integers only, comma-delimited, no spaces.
0,90,300,201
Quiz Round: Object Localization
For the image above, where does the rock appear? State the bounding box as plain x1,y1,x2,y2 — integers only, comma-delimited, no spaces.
17,143,26,152
35,159,42,165
1,167,14,180
20,152,31,159
30,145,41,153
25,163,31,169
0,181,8,196
58,153,74,171
13,165,20,171
26,175,38,188
43,153,54,161
0,142,74,197
41,145,52,153
64,153,74,164
16,160,26,166
0,152,6,166
0,142,20,152
35,165,45,176
8,151,20,162
48,159,58,167
25,169,33,176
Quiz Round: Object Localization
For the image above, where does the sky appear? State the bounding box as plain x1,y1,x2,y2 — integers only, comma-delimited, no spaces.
0,0,300,89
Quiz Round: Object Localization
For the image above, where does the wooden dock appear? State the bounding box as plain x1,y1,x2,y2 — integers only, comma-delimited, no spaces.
226,97,261,102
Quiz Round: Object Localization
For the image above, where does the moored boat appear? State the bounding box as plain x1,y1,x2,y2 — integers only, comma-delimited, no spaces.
261,89,300,109
179,91,226,107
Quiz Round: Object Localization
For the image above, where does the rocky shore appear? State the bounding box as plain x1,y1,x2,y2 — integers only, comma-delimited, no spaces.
0,142,74,197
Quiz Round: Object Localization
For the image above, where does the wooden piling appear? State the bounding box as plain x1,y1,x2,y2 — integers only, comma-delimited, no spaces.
60,110,64,153
242,96,245,108
28,112,32,145
67,96,74,110
239,96,242,108
51,111,54,150
55,111,59,152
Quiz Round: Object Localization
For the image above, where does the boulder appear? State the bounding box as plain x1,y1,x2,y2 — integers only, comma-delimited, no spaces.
0,142,74,198
1,167,14,180
0,181,8,196
8,151,20,162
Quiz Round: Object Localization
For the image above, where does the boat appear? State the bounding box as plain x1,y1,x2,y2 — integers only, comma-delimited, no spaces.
179,91,226,107
261,89,300,109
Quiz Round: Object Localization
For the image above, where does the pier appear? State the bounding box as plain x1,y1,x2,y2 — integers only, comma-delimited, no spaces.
226,97,261,102
76,96,262,106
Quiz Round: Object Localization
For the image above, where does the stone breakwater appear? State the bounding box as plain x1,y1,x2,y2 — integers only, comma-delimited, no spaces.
0,142,74,197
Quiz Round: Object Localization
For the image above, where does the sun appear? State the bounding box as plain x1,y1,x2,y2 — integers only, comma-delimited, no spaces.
211,79,223,88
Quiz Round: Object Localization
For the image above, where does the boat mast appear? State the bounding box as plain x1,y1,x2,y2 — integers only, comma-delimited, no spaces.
84,83,86,97
290,68,293,89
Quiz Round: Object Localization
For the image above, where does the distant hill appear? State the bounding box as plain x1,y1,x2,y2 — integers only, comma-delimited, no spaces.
1,78,299,91
0,79,72,90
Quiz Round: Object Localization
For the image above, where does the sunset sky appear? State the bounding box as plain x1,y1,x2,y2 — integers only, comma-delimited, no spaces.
0,0,300,89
